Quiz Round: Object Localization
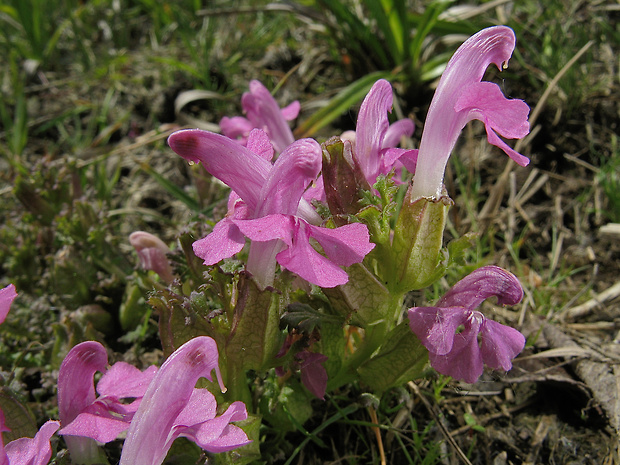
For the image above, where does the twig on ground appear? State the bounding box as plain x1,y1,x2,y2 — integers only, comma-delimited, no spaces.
408,382,473,465
562,280,620,321
367,406,387,465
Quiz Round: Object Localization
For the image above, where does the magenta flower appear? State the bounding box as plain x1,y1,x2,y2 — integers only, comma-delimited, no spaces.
410,26,530,200
408,266,526,384
57,341,157,462
168,128,374,289
297,351,329,400
275,336,329,399
1,408,60,465
119,336,250,465
343,79,417,184
220,80,299,154
0,284,17,325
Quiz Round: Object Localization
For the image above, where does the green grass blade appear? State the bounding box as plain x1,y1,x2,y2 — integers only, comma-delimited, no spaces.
139,161,201,212
409,0,454,67
283,403,359,465
294,71,395,139
316,0,390,69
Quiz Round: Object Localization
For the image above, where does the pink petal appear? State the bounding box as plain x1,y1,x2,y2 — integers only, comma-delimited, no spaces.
303,175,326,203
246,128,275,161
307,222,375,267
184,401,249,453
243,80,295,153
119,337,227,465
194,424,251,454
408,306,469,356
437,266,523,310
355,79,393,182
276,222,350,288
59,412,129,443
168,129,271,210
173,389,217,427
395,149,418,174
233,214,293,289
428,313,484,384
219,116,253,145
429,335,483,384
281,100,301,121
410,26,527,199
233,214,294,244
5,420,60,465
129,232,175,283
0,284,17,325
193,217,246,265
382,118,415,149
455,81,530,166
480,319,526,371
96,362,157,399
58,342,108,425
256,138,322,217
484,124,531,167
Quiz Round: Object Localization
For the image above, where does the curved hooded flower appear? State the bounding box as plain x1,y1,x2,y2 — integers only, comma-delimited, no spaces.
220,80,299,154
408,266,526,384
58,341,157,462
119,337,250,465
342,79,417,184
1,408,60,465
0,284,17,325
410,26,530,200
168,128,374,289
129,231,175,283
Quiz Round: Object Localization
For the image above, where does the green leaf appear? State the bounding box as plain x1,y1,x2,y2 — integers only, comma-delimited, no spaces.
357,322,428,393
0,387,37,442
322,262,391,326
392,194,452,292
281,302,343,334
226,277,285,372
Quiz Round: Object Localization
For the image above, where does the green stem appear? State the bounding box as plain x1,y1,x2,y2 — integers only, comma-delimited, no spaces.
327,292,404,391
224,356,253,409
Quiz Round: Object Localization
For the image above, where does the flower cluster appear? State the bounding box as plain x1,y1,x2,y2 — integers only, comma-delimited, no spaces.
0,284,250,465
0,25,532,464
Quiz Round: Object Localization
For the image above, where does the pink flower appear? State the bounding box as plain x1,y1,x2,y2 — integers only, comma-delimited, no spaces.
0,284,17,325
168,128,374,289
0,409,59,465
220,80,299,154
129,231,175,283
410,26,530,200
57,341,157,462
345,79,417,184
119,337,250,465
408,266,525,383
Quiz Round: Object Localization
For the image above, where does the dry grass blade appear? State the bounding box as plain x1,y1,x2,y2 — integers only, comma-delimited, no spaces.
562,280,620,321
174,90,223,132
